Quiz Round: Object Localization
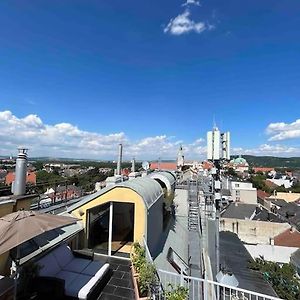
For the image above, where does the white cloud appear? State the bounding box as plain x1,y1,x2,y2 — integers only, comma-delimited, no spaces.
182,0,200,7
164,10,206,35
0,110,205,160
266,119,300,141
232,144,300,157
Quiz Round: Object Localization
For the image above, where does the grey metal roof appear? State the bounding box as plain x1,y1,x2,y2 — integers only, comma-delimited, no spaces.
277,202,300,228
150,171,176,186
220,231,278,297
252,207,285,223
118,177,163,209
67,177,163,212
290,248,300,266
221,202,257,219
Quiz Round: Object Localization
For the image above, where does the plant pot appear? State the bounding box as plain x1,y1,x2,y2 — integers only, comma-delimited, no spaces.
131,265,138,277
132,276,148,300
131,267,148,300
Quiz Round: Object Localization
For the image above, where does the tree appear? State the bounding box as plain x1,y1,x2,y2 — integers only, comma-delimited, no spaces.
248,257,300,299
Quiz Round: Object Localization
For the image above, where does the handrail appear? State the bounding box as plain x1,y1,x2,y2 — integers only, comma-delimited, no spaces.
157,269,282,300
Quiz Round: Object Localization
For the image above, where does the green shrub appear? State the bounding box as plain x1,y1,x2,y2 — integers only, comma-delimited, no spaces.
166,284,189,300
138,262,157,297
131,242,146,273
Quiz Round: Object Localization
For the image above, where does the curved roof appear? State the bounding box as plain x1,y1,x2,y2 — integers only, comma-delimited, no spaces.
68,177,163,212
118,177,163,209
149,171,176,193
231,157,248,165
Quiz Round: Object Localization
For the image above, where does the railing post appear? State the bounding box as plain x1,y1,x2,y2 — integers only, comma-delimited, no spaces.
180,268,184,286
204,278,208,300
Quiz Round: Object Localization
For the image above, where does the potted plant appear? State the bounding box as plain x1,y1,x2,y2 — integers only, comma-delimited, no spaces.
131,242,146,276
165,284,189,300
137,262,156,298
130,242,157,299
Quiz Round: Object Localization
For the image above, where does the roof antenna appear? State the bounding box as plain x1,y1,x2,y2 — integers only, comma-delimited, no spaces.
213,115,218,130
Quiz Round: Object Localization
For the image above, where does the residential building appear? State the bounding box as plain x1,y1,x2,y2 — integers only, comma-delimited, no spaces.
257,189,271,206
268,192,300,203
68,175,172,256
5,170,36,186
268,178,293,189
228,156,249,173
230,181,257,204
274,228,300,248
245,244,298,264
45,185,82,202
253,167,275,174
150,162,177,171
220,203,290,244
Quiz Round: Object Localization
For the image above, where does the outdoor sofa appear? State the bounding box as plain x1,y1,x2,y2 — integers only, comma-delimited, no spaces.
36,244,110,300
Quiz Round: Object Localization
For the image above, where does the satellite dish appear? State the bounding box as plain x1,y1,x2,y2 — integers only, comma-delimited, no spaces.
142,161,150,171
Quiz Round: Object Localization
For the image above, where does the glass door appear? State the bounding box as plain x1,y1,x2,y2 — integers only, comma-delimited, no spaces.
87,202,110,254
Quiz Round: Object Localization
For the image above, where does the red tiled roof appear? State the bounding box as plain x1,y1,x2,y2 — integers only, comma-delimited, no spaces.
5,171,36,185
257,189,270,200
264,180,278,188
150,162,177,171
253,167,275,173
274,228,300,247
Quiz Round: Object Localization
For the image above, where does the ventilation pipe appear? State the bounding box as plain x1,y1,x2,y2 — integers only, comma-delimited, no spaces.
116,144,123,176
13,148,28,196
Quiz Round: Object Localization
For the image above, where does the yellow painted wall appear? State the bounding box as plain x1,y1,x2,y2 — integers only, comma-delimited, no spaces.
0,202,14,218
70,187,146,249
14,198,32,211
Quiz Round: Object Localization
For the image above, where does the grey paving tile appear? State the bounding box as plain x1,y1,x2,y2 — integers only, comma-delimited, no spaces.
98,294,123,300
114,287,135,299
109,277,130,288
102,284,116,295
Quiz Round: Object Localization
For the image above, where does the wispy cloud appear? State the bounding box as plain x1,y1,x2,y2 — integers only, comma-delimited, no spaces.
232,144,300,156
182,0,200,7
164,10,206,35
0,110,205,160
266,119,300,141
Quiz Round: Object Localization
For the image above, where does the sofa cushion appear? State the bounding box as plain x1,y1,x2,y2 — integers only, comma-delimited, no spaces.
38,253,61,277
81,261,105,276
64,258,91,273
93,263,110,281
78,264,110,300
52,244,74,268
55,270,78,287
65,274,93,299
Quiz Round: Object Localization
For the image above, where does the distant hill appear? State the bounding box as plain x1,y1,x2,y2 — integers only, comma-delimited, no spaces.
232,155,300,169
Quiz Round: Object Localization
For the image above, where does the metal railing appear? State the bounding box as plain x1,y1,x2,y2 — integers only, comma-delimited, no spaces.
156,269,282,300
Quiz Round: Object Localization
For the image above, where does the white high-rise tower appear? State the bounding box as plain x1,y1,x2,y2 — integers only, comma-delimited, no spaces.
207,127,230,161
177,145,184,170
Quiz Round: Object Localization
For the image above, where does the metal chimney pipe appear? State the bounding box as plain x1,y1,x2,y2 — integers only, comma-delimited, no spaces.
116,144,123,175
13,148,28,196
131,158,136,173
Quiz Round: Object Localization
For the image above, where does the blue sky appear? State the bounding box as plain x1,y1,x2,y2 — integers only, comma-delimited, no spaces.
0,0,300,159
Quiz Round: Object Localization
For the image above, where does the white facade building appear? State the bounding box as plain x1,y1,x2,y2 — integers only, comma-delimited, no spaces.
268,178,293,189
230,181,257,204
